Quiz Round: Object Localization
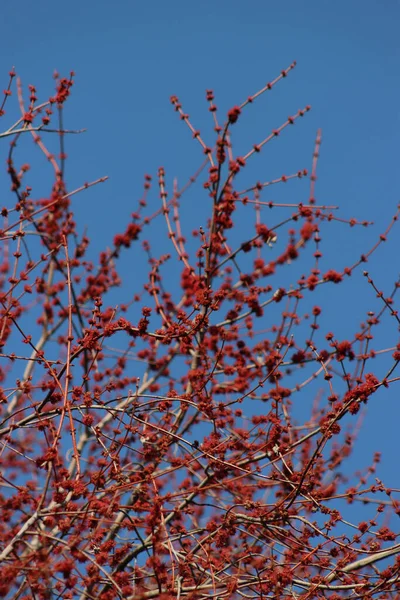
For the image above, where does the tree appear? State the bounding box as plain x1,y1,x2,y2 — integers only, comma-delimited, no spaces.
0,63,399,600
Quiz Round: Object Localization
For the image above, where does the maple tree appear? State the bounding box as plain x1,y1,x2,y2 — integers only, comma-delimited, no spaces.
0,63,399,600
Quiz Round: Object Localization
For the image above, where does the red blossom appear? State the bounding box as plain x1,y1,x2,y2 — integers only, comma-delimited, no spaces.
23,112,34,123
227,105,241,123
323,269,343,283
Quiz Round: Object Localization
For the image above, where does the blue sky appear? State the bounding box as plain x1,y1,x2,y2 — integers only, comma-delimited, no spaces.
1,1,399,502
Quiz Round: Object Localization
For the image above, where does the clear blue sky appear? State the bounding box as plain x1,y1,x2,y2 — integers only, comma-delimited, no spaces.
1,1,399,498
